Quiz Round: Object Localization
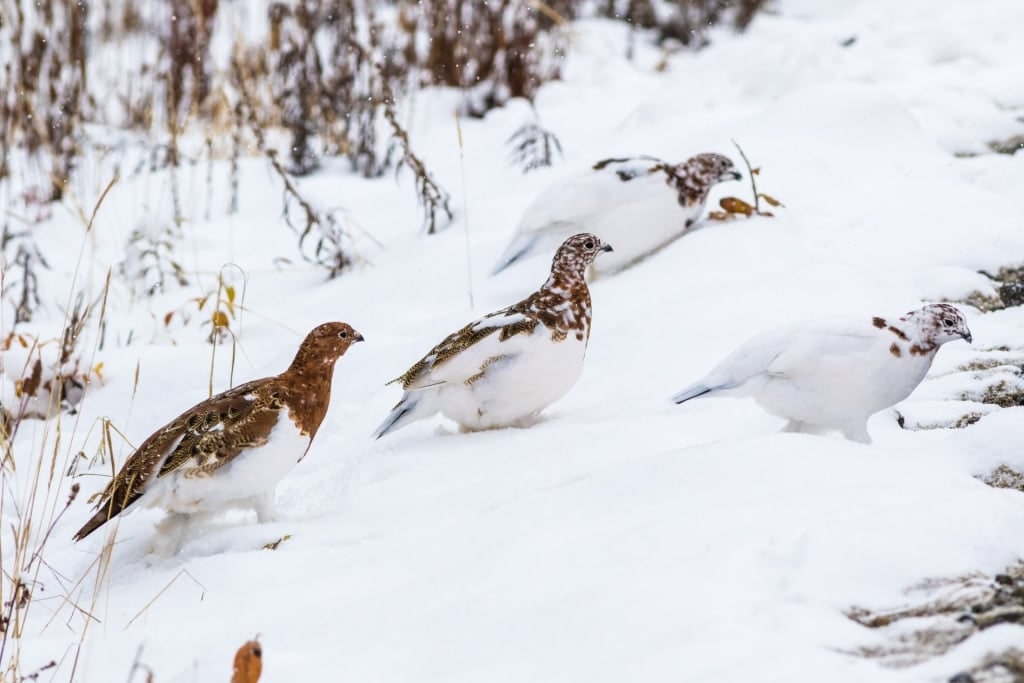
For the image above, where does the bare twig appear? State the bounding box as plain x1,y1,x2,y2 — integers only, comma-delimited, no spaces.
731,139,760,213
380,77,452,235
454,112,474,309
125,569,207,628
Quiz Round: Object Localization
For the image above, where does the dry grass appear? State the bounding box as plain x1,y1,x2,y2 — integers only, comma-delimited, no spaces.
0,182,121,682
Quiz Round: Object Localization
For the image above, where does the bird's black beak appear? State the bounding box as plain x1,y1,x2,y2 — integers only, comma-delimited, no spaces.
355,333,366,343
725,170,743,181
602,244,614,253
961,331,972,344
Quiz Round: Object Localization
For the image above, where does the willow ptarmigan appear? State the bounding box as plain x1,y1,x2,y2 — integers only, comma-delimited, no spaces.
672,304,972,443
74,322,364,553
375,233,612,438
491,153,740,277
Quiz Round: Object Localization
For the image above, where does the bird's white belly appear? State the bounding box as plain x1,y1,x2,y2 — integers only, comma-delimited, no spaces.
144,420,310,514
752,352,934,428
438,332,587,430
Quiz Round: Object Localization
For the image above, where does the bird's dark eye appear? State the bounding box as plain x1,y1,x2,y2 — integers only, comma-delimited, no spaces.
339,331,348,338
584,240,595,249
944,319,954,326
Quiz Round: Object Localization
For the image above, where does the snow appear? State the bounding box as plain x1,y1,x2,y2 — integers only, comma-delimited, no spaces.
5,0,1024,681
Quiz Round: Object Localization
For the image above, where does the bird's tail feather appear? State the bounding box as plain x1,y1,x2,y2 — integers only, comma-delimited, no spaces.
73,506,114,542
672,383,714,405
490,234,540,276
373,392,434,439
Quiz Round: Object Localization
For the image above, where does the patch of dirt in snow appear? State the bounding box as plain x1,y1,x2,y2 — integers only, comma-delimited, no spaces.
901,345,1024,431
977,465,1024,494
962,378,1024,410
847,562,1024,674
948,265,1024,313
988,135,1024,156
950,649,1024,683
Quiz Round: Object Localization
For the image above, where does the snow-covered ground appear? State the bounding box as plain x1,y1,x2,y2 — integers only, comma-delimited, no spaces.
5,0,1024,680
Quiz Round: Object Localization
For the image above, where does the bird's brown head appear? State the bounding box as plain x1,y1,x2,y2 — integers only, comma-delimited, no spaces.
550,233,613,278
288,322,364,373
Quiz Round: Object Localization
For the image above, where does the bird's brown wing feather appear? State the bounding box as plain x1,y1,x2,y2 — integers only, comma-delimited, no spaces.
73,379,284,541
388,301,541,390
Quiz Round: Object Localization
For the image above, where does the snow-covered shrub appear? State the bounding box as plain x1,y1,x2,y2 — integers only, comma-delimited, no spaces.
599,0,769,47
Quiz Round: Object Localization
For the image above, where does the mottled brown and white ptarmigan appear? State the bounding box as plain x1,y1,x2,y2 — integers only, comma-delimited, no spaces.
74,322,364,554
374,233,612,438
491,153,740,277
672,304,972,443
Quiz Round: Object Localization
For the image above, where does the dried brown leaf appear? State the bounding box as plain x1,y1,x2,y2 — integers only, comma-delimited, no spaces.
232,640,263,683
23,359,43,397
211,310,230,329
719,197,755,216
706,210,732,221
758,193,785,208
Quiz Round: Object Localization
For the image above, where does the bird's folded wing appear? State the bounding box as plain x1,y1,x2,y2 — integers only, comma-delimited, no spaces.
94,382,268,512
765,328,880,377
395,311,536,390
518,167,667,233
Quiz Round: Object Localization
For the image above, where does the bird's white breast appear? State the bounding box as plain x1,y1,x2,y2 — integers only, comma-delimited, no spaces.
436,326,588,430
144,418,311,514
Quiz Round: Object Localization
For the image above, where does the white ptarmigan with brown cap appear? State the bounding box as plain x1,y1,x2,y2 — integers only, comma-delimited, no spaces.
672,304,972,443
375,233,612,438
74,322,364,554
491,153,741,277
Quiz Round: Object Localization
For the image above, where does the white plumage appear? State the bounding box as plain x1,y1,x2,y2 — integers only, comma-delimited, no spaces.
672,304,972,443
141,415,309,520
492,153,740,277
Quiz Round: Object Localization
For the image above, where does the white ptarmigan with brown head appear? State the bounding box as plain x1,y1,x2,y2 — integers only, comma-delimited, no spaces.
491,153,741,277
375,233,612,438
672,304,972,443
74,322,364,555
